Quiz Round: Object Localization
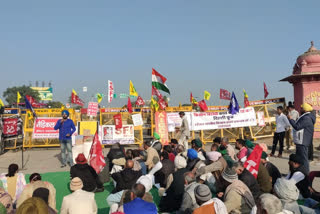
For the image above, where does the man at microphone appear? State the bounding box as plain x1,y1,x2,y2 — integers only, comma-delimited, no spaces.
54,110,76,167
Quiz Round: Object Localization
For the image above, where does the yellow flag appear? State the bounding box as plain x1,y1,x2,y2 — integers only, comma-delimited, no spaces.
72,89,77,95
151,97,159,111
129,81,138,97
204,90,211,100
0,99,4,108
96,93,103,103
17,91,21,104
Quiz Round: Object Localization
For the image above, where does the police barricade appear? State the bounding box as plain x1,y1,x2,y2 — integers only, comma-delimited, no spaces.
247,98,286,140
23,108,76,148
100,107,150,145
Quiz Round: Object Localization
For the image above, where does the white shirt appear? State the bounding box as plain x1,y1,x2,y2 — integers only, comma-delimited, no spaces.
276,113,290,133
285,172,305,184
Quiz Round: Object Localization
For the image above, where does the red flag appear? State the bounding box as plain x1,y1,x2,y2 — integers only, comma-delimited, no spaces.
135,96,145,106
220,89,231,100
158,98,167,110
264,82,269,99
127,97,133,113
244,98,250,108
152,86,163,100
89,132,106,174
113,113,122,130
190,93,193,103
198,100,208,111
244,145,263,178
25,95,40,108
71,93,84,106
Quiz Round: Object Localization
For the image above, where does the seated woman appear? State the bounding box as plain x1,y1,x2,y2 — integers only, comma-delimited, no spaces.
70,153,104,192
0,163,26,203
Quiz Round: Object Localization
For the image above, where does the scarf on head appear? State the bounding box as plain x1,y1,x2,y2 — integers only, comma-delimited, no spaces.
224,180,255,209
274,178,299,202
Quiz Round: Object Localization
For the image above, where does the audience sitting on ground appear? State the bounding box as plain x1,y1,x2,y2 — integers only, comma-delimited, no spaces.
191,139,206,161
132,150,146,175
143,140,160,171
17,172,56,210
70,153,104,192
178,172,200,214
107,143,125,171
163,145,175,162
257,161,273,193
0,187,13,214
16,197,53,214
154,151,175,188
220,137,236,161
257,193,291,214
0,163,26,203
60,177,97,214
235,138,248,162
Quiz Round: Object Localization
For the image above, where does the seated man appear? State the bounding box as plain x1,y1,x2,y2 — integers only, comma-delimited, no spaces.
60,177,97,214
216,167,255,214
111,160,142,194
70,153,104,192
144,140,160,171
118,183,157,214
193,184,218,214
286,154,311,199
17,172,56,210
233,162,261,202
257,193,286,214
154,152,175,188
257,162,272,193
261,152,281,186
178,172,200,214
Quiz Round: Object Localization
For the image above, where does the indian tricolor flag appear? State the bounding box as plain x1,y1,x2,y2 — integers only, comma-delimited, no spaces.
152,68,170,94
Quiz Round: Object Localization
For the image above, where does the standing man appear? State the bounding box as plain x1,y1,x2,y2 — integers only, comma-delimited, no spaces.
288,103,316,173
286,104,299,151
270,106,290,158
54,110,76,167
179,112,190,150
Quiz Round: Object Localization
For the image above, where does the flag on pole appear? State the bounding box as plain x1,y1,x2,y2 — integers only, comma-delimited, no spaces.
243,89,250,108
0,99,4,108
198,100,208,111
25,96,37,118
151,97,159,111
158,98,167,110
228,92,240,115
220,89,231,100
152,86,163,100
204,90,211,101
127,97,133,113
17,92,21,105
71,91,84,106
135,96,145,106
264,82,269,99
25,95,40,108
129,80,138,97
244,145,263,178
152,68,170,94
190,93,198,105
108,80,114,103
72,89,77,96
96,93,103,103
89,132,106,174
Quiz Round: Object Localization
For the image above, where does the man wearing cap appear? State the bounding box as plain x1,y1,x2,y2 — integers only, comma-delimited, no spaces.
192,184,216,214
221,137,236,161
191,139,206,161
178,172,200,214
70,153,104,192
54,110,76,167
286,154,311,199
216,167,255,213
179,112,190,150
60,177,97,214
288,103,316,173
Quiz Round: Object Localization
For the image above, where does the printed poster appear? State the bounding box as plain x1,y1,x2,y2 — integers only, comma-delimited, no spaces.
155,111,169,145
32,117,60,139
101,125,134,144
132,114,143,126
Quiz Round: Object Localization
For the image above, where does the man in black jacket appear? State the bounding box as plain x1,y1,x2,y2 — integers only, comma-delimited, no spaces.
111,160,142,193
233,162,261,202
260,152,281,186
70,153,104,192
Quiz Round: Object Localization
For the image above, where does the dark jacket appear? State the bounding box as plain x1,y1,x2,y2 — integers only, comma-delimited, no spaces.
290,112,316,147
289,165,311,198
155,159,175,188
70,164,102,192
239,168,261,201
107,148,125,170
186,158,200,171
265,162,281,186
111,168,142,193
159,168,189,212
257,163,272,193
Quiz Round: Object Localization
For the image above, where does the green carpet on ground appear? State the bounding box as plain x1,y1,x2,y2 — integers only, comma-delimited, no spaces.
25,171,161,214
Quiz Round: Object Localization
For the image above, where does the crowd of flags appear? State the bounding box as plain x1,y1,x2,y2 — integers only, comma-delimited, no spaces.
0,68,270,117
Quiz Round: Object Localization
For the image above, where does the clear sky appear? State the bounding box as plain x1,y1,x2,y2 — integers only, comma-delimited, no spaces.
1,0,319,107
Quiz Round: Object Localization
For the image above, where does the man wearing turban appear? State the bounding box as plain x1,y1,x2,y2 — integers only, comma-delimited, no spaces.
54,110,76,167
